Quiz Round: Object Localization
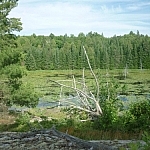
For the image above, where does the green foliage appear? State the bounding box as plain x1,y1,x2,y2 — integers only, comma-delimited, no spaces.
63,107,89,121
3,65,27,91
0,48,22,68
93,99,119,130
99,77,120,101
92,73,123,130
16,32,150,70
142,131,150,150
25,53,37,70
1,64,39,107
0,0,22,51
91,70,150,132
15,113,31,125
0,1,39,108
129,100,150,119
4,64,26,80
125,100,150,131
119,142,141,150
10,83,39,107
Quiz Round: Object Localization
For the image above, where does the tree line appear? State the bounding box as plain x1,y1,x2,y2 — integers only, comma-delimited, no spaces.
16,31,150,70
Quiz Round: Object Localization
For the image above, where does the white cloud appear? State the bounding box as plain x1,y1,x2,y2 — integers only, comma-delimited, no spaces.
127,2,150,11
9,0,150,37
100,5,123,14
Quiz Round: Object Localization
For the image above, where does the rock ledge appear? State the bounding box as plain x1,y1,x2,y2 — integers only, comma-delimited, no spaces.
0,128,145,150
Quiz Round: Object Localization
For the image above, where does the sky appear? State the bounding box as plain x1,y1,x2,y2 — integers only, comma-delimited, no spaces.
9,0,150,37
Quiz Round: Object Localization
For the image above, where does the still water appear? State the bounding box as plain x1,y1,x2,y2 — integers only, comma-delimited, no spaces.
9,94,150,112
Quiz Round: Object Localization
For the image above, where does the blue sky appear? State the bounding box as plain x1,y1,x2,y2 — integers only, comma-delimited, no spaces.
9,0,150,37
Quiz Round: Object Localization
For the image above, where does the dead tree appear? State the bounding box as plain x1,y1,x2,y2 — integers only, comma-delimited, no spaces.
48,46,102,117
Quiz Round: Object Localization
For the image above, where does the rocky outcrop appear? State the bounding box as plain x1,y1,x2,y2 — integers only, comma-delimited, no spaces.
0,126,147,150
0,127,118,150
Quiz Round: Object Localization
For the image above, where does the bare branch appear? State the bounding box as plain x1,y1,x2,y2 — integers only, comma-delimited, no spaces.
48,79,96,101
83,46,100,99
70,105,99,116
83,46,102,115
72,75,89,108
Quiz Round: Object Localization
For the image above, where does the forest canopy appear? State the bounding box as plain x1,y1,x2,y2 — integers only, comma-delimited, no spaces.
16,31,150,71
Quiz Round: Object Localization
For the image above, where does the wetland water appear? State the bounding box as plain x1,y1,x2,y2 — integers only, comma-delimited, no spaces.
8,94,150,113
9,95,80,112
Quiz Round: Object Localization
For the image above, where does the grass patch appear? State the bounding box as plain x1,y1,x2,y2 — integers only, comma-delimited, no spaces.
22,69,150,99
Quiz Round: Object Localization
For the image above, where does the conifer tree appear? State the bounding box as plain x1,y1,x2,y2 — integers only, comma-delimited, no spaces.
0,0,38,107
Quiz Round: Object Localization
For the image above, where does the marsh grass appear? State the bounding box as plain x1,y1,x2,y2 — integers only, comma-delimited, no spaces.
22,69,150,99
28,107,66,119
58,127,143,140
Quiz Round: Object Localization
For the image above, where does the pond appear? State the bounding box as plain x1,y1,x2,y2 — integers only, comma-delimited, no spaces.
37,95,81,108
8,95,81,112
8,94,150,113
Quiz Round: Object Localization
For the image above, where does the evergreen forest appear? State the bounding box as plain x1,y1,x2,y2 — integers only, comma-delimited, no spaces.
17,31,150,71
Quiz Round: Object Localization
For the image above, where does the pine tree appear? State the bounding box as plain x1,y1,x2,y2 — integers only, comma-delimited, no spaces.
0,0,38,107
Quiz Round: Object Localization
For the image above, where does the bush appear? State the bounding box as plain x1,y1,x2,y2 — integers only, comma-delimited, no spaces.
10,83,39,107
93,99,120,130
15,113,31,125
124,99,150,131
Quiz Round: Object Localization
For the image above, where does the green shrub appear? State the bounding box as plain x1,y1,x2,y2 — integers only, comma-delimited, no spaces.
126,100,150,131
93,99,120,130
15,113,31,125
